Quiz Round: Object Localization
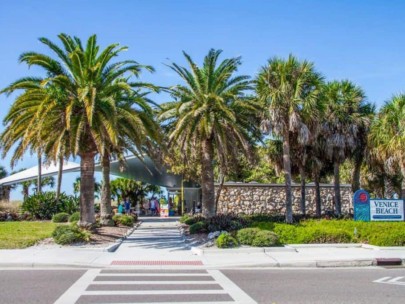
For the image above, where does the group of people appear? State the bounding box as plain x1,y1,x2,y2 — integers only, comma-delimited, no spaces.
117,197,131,215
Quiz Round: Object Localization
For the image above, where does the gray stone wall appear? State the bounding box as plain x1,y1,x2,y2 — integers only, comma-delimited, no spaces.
216,183,352,215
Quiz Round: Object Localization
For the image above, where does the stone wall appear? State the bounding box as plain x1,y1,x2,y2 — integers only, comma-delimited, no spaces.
216,183,352,215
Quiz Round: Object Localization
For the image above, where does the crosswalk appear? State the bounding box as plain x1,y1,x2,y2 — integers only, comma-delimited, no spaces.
55,268,257,304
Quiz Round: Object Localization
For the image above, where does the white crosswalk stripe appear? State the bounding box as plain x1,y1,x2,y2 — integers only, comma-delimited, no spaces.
55,268,257,304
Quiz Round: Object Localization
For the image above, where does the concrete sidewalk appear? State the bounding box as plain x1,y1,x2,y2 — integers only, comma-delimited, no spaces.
0,217,404,268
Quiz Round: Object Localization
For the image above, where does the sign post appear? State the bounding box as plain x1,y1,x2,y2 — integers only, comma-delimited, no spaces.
353,189,371,221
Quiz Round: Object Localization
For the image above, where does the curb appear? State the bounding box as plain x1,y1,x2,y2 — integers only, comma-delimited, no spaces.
104,221,141,252
192,246,297,255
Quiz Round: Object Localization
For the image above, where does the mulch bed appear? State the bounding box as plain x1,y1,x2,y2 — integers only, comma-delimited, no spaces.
89,225,132,245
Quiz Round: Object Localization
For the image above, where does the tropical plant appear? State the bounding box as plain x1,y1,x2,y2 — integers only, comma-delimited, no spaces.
369,94,405,199
321,80,372,215
110,177,159,207
0,34,156,227
256,55,323,223
159,49,259,217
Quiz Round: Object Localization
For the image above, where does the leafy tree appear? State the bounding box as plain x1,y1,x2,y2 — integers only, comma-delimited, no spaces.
256,55,323,223
159,49,259,217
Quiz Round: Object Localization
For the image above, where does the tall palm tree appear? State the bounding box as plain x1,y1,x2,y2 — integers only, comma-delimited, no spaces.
98,89,160,225
369,94,405,199
321,80,371,215
256,55,323,223
1,34,151,227
159,49,258,217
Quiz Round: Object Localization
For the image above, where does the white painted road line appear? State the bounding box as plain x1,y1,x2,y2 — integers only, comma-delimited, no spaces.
82,290,229,295
208,270,257,304
90,281,219,285
96,273,211,277
373,276,405,286
54,269,101,304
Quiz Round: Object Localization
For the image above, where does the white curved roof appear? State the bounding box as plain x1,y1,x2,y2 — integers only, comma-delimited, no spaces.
0,161,80,186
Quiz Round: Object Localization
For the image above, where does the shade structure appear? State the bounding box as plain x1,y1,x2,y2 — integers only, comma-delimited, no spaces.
0,161,80,186
0,156,194,188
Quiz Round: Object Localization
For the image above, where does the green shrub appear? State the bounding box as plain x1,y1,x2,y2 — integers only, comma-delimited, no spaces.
369,230,405,246
52,212,69,223
22,192,58,220
22,192,79,220
189,221,207,234
184,215,206,226
52,224,90,245
237,228,261,245
69,212,80,222
216,233,238,248
57,193,79,215
251,230,280,247
112,214,134,227
207,213,249,232
179,214,190,223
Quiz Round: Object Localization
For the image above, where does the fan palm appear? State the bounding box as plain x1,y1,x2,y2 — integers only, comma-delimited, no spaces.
159,49,258,217
369,94,405,199
256,55,323,223
1,34,153,226
321,80,370,215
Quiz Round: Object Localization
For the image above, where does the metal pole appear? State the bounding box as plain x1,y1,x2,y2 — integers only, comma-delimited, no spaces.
181,178,184,215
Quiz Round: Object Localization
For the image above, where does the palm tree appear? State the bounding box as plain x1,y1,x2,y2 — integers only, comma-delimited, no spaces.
99,90,160,225
321,80,371,215
159,49,258,217
1,34,151,227
256,55,323,223
369,94,405,199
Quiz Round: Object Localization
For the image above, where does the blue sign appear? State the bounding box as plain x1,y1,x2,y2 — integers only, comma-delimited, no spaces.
353,189,370,221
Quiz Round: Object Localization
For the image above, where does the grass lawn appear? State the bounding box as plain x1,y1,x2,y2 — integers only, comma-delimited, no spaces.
0,221,58,249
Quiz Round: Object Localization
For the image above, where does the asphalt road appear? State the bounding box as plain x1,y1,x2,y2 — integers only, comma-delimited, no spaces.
0,267,404,304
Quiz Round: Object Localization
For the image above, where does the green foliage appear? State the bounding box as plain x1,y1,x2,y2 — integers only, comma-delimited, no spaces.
69,212,80,223
251,230,280,247
207,214,250,232
112,214,134,227
52,212,69,223
237,228,260,245
250,219,405,246
179,214,190,223
184,215,206,226
216,233,238,248
189,221,207,234
52,224,90,245
22,192,58,220
22,192,78,220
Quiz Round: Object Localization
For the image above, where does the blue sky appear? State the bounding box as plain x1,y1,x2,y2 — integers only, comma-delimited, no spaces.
1,0,405,199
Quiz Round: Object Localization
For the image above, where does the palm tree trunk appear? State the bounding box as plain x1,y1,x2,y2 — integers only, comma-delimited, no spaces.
56,155,63,201
333,162,342,216
401,165,405,200
78,152,96,227
352,158,362,193
283,132,293,223
299,165,306,216
214,172,225,214
201,138,215,217
37,153,42,194
100,153,113,226
315,175,321,217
